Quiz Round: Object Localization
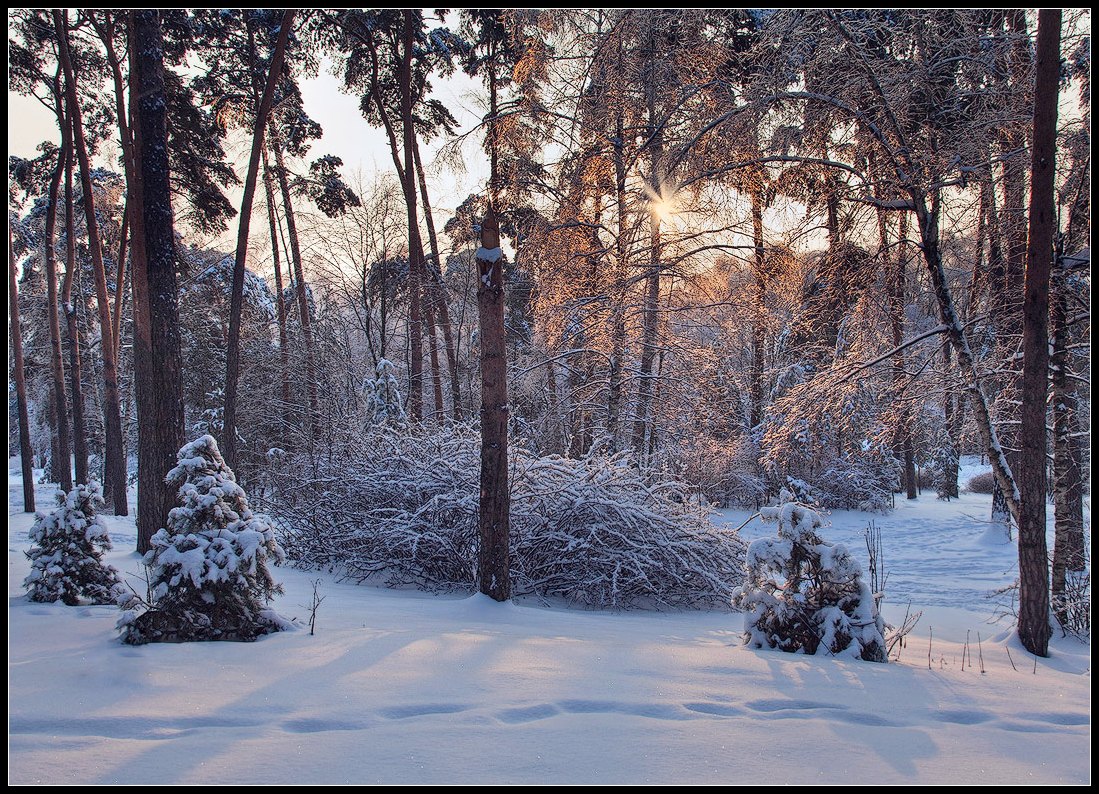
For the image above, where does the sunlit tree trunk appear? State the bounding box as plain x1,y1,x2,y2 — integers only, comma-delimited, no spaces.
606,110,630,453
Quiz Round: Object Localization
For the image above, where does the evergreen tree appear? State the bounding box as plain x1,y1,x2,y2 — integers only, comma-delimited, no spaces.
364,358,407,426
737,491,887,662
118,435,288,644
24,482,121,605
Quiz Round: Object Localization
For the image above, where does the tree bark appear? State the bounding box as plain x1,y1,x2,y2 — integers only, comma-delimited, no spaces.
632,53,665,463
45,75,73,491
606,110,630,452
399,11,424,421
413,137,461,419
1049,258,1085,627
262,148,293,427
54,9,127,513
1016,8,1060,657
477,207,510,601
223,9,295,471
270,127,320,442
9,227,36,512
129,10,187,554
62,144,89,487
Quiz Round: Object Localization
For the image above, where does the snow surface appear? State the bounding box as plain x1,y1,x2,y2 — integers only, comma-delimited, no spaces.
7,458,1091,785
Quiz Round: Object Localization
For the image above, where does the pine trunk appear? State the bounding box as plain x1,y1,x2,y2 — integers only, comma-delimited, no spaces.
476,208,510,602
413,137,461,419
45,80,73,492
1049,261,1085,626
8,227,36,512
262,149,293,428
1016,8,1060,657
130,10,187,554
54,10,127,513
271,131,320,442
62,145,89,486
223,9,295,471
399,12,424,421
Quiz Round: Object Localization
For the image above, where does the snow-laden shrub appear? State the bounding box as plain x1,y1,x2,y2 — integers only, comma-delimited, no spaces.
966,471,996,494
736,492,887,662
510,454,745,608
815,454,897,513
118,435,288,644
23,482,121,605
654,434,767,509
266,426,745,609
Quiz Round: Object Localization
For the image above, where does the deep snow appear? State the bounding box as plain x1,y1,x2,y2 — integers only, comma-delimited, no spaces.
8,459,1090,785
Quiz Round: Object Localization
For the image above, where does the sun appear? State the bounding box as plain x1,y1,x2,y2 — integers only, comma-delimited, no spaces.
644,182,681,222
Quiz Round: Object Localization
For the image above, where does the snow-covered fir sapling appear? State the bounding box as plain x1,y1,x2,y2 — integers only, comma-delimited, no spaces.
117,435,289,644
23,482,122,606
736,490,887,662
363,358,407,426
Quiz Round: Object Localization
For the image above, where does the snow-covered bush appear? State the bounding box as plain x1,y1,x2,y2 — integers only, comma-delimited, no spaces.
654,434,767,509
23,482,121,605
510,453,745,608
815,454,897,514
266,425,745,609
736,492,887,662
118,435,288,644
966,471,996,494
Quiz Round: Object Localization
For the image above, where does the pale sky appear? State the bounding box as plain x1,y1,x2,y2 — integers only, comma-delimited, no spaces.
7,53,490,247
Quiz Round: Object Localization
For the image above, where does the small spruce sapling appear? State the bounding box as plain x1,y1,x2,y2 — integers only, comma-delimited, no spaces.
736,490,887,662
24,482,122,605
118,435,289,644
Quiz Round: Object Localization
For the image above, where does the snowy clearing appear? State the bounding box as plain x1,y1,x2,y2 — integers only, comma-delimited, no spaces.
8,462,1090,785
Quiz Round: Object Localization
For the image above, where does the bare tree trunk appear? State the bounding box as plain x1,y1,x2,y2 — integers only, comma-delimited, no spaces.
413,138,461,419
424,295,446,422
913,193,1019,527
888,213,917,500
45,76,73,492
1016,8,1060,657
129,9,187,554
92,11,133,363
268,139,320,443
54,9,127,513
262,148,293,427
477,207,510,601
632,27,664,463
1050,257,1085,627
62,146,89,487
606,111,629,452
223,9,295,471
749,188,767,432
399,11,424,421
9,227,36,512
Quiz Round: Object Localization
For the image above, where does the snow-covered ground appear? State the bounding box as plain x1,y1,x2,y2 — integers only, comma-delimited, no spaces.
8,459,1090,785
